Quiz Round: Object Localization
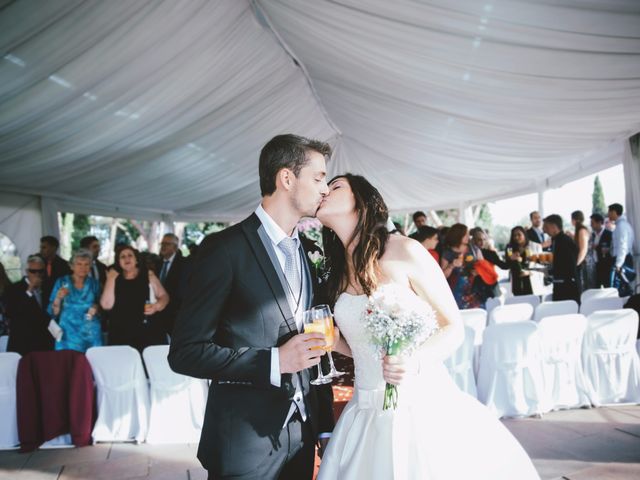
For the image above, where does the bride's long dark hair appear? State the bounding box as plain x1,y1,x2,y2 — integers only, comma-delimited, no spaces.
322,174,390,304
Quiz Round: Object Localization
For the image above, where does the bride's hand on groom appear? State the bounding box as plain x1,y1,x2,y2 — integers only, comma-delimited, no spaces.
279,333,326,374
382,355,419,386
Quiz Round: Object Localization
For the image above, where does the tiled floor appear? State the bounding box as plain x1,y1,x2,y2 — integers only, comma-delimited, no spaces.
1,405,639,479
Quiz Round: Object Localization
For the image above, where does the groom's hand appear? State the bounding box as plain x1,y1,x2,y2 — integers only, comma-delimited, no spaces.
279,333,326,374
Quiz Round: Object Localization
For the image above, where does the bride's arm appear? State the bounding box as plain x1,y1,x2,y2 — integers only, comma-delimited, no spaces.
382,239,464,386
331,326,352,357
407,240,464,362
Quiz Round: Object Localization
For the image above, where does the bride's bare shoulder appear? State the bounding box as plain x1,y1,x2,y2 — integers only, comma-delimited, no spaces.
383,234,425,260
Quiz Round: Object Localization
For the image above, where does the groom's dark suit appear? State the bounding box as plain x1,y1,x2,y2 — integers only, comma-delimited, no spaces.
169,213,334,479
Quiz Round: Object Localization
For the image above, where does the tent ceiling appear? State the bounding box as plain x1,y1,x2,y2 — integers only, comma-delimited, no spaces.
1,0,639,221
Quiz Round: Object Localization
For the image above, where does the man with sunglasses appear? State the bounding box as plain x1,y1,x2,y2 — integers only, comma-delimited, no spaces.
6,255,54,355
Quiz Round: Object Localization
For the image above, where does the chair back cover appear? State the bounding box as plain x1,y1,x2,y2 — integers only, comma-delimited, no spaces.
143,345,208,444
86,346,149,442
582,310,640,405
537,314,590,410
0,352,20,449
533,300,579,322
505,294,541,309
477,321,546,417
489,303,534,325
580,296,625,316
444,326,477,398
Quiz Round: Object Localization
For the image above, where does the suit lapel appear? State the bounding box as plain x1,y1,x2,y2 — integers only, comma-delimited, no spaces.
241,214,298,334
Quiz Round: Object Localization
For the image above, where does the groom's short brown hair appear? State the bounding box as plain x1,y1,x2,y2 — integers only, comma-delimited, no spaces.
259,134,332,196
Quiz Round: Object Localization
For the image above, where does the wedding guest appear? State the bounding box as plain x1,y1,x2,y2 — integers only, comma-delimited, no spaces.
608,203,636,296
413,210,427,229
470,227,508,270
440,223,485,309
436,225,449,258
48,249,102,353
79,235,107,287
410,226,439,262
5,255,53,355
526,211,551,250
544,214,579,302
590,213,613,288
572,210,595,294
505,227,541,296
40,235,71,302
156,233,185,338
100,246,169,352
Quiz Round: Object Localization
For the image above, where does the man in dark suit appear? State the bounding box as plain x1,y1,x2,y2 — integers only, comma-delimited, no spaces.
589,213,613,288
6,255,54,355
526,211,551,250
169,134,335,480
39,235,71,303
80,236,107,288
544,214,579,302
156,233,185,338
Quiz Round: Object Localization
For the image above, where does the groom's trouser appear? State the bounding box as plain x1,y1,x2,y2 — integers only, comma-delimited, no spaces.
207,411,315,480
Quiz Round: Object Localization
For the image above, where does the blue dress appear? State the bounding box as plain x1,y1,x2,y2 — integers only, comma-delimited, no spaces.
48,275,102,353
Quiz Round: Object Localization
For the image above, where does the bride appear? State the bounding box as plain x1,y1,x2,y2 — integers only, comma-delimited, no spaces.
315,174,540,480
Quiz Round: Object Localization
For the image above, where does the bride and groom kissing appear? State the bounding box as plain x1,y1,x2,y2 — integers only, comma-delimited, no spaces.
168,134,540,480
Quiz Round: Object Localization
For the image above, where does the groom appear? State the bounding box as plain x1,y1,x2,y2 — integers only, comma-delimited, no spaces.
169,134,335,480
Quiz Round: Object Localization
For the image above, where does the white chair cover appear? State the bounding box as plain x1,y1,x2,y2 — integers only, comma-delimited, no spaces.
477,321,546,418
505,294,541,309
444,326,477,398
459,308,487,377
579,297,625,316
533,300,579,322
0,336,8,353
143,345,208,444
0,352,20,449
537,315,591,410
488,303,534,325
485,297,502,316
582,310,640,406
542,293,554,303
86,346,150,443
581,287,619,304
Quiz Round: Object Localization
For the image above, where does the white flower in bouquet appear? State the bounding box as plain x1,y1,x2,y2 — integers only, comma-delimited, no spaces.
362,287,439,409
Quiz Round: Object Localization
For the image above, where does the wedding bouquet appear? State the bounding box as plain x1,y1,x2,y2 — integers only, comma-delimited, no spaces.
362,288,439,410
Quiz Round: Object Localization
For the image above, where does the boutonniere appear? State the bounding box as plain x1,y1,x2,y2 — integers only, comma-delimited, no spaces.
307,251,330,283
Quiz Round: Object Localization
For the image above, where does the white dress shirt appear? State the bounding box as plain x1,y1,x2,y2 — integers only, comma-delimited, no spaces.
254,205,308,426
612,215,635,268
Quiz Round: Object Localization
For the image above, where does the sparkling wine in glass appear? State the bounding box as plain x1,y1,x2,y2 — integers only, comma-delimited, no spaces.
303,308,332,385
311,304,345,378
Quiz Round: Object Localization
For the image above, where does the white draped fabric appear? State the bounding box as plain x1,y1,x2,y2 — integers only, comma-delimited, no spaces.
533,300,579,322
0,352,20,449
444,325,477,398
582,310,640,406
537,315,590,411
1,1,639,220
477,322,546,418
86,346,150,443
143,345,208,444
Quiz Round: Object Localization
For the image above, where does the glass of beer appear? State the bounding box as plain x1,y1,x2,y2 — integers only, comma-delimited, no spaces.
303,307,332,385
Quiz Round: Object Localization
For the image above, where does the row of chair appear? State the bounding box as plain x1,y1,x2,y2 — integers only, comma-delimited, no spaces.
444,308,640,419
0,345,208,449
488,292,626,319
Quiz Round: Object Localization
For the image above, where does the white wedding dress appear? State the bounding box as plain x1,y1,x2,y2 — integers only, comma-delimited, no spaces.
318,283,540,480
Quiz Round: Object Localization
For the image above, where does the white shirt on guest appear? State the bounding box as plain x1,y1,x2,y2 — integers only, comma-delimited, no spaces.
612,215,635,268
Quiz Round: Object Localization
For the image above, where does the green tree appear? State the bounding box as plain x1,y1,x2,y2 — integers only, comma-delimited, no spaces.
71,214,91,252
592,175,606,216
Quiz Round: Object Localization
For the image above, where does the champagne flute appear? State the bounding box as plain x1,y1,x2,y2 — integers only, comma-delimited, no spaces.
302,308,332,385
311,304,345,378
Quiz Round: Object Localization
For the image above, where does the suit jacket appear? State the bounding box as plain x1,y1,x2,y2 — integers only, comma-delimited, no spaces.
481,248,509,270
593,229,613,263
43,255,71,303
168,214,334,476
157,251,186,335
6,279,54,356
551,232,578,282
526,228,544,245
93,259,107,286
